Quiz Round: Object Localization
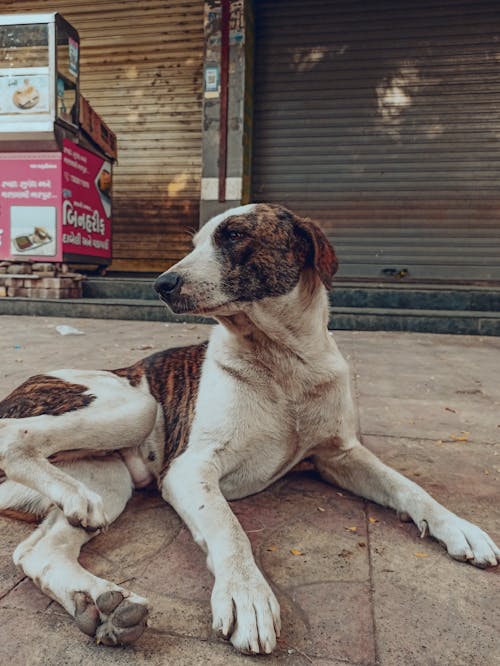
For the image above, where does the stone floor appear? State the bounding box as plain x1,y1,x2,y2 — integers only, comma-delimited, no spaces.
0,316,499,666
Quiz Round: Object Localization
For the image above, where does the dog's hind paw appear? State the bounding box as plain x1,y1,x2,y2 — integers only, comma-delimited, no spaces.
74,590,149,646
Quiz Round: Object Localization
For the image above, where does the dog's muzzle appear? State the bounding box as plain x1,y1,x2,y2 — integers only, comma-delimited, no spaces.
154,272,183,298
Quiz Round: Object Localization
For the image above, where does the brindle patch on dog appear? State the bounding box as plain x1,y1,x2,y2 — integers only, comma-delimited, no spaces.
0,375,96,419
0,507,40,523
112,343,208,478
111,364,144,387
292,215,339,290
213,205,306,302
213,204,338,301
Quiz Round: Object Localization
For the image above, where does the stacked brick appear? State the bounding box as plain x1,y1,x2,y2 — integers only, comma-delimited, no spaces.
0,263,84,299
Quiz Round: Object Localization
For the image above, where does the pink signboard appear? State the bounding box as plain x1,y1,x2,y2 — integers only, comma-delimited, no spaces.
0,141,112,264
62,139,112,259
0,153,63,262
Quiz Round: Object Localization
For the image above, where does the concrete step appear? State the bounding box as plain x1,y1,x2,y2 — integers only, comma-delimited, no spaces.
330,306,500,336
82,277,157,301
1,296,499,335
0,297,211,325
330,283,500,312
82,277,500,312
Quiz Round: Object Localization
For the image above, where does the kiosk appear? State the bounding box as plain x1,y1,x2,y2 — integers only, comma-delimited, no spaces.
0,13,116,268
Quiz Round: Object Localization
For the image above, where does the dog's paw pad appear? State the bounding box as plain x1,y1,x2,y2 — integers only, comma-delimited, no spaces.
95,590,124,615
94,594,148,647
113,600,149,628
74,592,100,637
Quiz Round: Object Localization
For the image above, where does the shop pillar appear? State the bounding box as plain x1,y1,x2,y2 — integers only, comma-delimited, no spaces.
200,0,254,224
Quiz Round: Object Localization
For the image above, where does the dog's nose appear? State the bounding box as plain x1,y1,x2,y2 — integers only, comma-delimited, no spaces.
154,272,183,295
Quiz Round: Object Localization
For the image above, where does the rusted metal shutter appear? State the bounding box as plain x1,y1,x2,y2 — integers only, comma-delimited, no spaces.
252,0,500,280
0,0,204,272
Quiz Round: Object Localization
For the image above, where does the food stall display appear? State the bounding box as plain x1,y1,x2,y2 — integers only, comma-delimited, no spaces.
0,13,116,267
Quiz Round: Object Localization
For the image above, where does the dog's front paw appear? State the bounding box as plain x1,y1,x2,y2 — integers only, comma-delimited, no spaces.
211,570,281,654
424,512,500,568
62,485,108,530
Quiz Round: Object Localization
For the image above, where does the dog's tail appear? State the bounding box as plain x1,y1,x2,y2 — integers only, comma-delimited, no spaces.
0,474,51,523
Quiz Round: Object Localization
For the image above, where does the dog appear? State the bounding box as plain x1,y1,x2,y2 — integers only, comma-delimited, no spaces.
0,203,498,653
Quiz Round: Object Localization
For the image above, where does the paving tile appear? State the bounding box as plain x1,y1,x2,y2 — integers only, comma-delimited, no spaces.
361,435,500,540
1,320,499,665
231,482,363,554
367,505,500,666
292,582,376,665
0,516,31,598
139,526,213,602
0,607,313,666
260,503,369,588
310,659,360,666
0,577,50,612
273,466,341,499
134,590,212,640
358,395,499,444
140,632,315,666
81,490,182,581
0,316,210,394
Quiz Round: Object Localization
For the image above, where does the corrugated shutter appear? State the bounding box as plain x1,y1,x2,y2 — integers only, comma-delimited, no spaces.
0,0,204,272
252,0,500,280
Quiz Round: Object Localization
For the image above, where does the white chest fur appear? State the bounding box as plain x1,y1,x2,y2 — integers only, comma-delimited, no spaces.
186,323,355,499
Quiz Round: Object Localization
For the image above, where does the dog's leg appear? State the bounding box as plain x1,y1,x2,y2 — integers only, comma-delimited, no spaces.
161,455,280,654
13,457,149,646
0,379,158,529
0,441,109,530
312,441,500,567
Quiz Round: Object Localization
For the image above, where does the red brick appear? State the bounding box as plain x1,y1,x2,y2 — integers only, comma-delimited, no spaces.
31,263,55,273
6,263,32,274
37,277,60,289
7,286,29,297
2,277,24,287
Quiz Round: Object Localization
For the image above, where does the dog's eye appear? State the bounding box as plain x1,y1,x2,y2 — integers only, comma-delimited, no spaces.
227,230,244,242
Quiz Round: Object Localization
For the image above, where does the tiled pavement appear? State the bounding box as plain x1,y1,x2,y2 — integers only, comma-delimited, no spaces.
0,316,499,666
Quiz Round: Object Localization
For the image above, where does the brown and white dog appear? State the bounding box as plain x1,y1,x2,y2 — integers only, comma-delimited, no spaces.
0,204,498,653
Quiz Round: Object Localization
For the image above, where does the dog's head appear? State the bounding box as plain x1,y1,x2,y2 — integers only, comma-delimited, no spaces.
154,203,338,316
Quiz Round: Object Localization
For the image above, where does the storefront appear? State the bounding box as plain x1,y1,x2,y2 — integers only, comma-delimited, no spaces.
250,0,500,280
0,13,115,267
0,0,204,273
1,1,499,281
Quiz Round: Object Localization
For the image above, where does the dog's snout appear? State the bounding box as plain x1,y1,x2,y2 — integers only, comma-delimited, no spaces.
154,272,183,296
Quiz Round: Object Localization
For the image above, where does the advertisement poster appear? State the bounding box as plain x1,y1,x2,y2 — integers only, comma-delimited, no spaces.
68,38,79,78
0,153,62,261
62,139,112,259
0,72,51,115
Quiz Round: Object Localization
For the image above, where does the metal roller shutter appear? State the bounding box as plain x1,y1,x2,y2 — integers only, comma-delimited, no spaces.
1,0,204,272
252,0,500,280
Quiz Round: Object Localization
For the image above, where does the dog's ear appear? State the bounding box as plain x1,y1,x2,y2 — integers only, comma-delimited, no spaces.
292,215,339,290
